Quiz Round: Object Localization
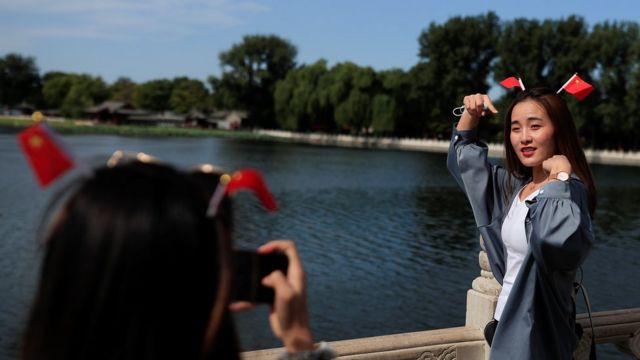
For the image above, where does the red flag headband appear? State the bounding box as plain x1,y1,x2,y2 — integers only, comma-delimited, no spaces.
105,151,278,217
557,73,594,101
106,151,278,217
499,73,594,100
453,73,594,117
499,76,525,90
207,168,277,217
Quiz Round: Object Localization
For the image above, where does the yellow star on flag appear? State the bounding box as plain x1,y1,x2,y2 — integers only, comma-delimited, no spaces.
29,135,43,149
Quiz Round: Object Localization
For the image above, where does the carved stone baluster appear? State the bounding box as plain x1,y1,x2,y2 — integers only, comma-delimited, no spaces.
464,237,501,359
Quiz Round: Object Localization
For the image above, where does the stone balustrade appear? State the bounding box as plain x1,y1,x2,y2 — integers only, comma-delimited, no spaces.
242,237,640,359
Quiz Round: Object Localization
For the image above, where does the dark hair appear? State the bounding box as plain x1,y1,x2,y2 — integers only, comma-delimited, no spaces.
22,162,240,360
503,87,597,217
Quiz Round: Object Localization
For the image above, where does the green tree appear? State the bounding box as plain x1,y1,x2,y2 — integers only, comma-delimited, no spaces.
210,34,297,128
626,64,640,150
493,17,594,142
495,17,592,88
61,75,109,118
274,59,333,131
0,53,41,107
625,37,640,150
110,77,137,103
135,79,173,111
543,17,594,88
403,63,432,138
326,62,379,133
494,18,548,87
417,12,500,137
590,21,640,149
42,72,75,109
42,72,108,117
371,94,395,134
375,69,413,136
169,77,209,114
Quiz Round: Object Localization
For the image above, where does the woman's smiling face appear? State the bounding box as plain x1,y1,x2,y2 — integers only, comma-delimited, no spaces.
509,100,557,168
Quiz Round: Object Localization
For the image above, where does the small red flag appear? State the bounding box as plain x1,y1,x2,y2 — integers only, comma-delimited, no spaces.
17,123,74,187
225,169,277,211
561,74,594,101
499,76,524,90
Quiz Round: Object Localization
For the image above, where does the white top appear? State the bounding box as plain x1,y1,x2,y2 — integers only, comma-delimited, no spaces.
494,186,539,321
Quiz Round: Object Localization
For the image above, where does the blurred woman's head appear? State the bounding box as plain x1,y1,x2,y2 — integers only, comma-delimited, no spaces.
22,161,239,360
503,87,596,215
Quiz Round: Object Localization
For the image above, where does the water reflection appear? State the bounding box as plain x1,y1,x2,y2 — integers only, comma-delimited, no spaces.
595,188,640,246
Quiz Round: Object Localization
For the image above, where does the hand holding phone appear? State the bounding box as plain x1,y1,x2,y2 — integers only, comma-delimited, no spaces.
231,249,289,304
229,241,314,353
258,240,315,353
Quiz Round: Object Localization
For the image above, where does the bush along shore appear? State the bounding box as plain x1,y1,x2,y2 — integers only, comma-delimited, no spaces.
0,117,269,141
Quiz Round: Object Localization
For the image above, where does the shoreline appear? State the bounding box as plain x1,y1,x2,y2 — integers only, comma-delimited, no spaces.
3,117,639,167
0,117,270,141
255,129,640,167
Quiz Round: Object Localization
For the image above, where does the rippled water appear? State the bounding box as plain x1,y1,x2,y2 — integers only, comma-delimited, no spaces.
1,131,638,359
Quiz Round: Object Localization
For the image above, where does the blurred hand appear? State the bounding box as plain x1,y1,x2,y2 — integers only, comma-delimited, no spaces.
457,93,498,131
259,240,314,353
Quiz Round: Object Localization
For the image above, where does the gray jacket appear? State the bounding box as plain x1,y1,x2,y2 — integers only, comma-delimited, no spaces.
447,126,594,360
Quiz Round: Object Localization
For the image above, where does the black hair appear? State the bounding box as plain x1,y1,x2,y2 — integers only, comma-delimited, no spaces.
22,162,240,359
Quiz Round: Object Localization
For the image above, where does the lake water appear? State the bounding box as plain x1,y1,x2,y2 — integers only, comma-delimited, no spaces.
1,130,638,359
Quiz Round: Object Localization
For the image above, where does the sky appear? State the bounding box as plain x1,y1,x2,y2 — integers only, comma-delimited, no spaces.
1,0,639,85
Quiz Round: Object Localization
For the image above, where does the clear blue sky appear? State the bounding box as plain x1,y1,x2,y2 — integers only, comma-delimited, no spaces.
1,0,638,85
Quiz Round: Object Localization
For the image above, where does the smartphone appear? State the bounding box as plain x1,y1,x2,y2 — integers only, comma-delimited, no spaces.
231,250,289,304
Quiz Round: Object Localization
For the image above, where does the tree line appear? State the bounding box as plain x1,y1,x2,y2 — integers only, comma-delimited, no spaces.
1,12,639,149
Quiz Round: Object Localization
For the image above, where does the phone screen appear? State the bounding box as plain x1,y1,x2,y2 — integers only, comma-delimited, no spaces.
231,250,289,303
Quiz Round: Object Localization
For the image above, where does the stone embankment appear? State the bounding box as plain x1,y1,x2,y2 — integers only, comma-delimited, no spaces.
255,130,640,167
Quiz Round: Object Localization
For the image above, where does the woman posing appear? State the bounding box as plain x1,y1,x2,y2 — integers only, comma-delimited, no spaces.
447,88,596,359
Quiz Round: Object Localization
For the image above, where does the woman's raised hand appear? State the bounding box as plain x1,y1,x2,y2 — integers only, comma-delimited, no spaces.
258,240,315,353
542,155,572,178
457,93,499,131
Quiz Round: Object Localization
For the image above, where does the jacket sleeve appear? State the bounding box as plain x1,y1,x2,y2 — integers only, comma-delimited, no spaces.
526,179,594,272
446,125,508,227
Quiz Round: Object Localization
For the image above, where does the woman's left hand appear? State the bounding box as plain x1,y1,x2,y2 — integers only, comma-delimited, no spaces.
259,240,315,353
542,155,572,178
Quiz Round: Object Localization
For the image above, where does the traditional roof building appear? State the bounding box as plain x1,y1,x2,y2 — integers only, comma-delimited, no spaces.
85,101,148,124
85,101,246,129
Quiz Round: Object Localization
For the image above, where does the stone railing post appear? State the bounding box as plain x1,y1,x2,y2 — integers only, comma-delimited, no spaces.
465,236,501,359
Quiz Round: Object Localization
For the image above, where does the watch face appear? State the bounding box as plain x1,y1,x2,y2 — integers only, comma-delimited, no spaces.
557,172,570,181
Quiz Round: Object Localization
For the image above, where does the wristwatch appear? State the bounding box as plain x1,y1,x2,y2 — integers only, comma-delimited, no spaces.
554,171,570,182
